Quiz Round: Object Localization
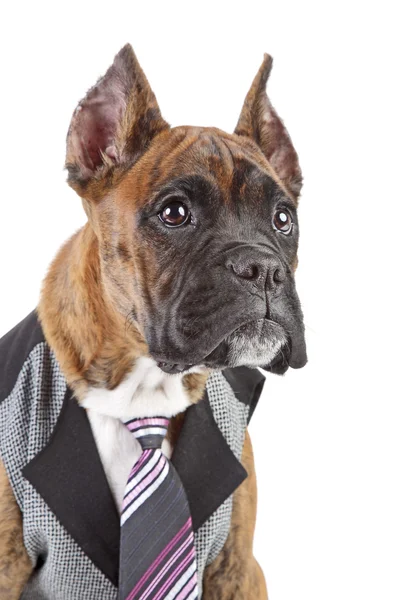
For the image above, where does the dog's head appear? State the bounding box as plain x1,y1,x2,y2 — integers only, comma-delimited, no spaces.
65,44,307,375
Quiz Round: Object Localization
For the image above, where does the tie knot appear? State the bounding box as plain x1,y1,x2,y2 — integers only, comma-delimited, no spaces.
123,417,170,449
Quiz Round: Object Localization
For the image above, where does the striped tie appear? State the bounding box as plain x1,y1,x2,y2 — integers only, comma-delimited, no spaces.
118,417,199,600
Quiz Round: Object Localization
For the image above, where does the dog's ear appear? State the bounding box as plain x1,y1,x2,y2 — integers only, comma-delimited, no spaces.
66,44,169,196
234,54,302,201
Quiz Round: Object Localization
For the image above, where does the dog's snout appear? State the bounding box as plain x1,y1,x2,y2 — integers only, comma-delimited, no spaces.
224,247,286,293
229,260,260,281
267,261,286,293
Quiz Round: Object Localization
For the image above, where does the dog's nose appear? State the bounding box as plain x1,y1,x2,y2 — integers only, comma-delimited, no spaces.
225,247,285,293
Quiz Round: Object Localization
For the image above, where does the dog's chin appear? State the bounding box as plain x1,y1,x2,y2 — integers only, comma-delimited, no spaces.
155,318,289,375
203,318,289,371
155,361,200,375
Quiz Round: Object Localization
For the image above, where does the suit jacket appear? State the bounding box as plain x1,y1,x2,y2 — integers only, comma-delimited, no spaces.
0,311,265,599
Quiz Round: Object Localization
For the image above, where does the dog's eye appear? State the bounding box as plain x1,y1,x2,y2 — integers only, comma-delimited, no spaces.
158,200,191,227
273,208,293,234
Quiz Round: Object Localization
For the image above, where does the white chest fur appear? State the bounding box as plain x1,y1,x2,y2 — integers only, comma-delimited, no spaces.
82,356,204,512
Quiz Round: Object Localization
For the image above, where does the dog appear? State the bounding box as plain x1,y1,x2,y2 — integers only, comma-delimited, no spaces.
0,44,306,599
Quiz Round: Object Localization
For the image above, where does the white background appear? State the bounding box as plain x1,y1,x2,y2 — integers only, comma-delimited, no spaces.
1,1,399,599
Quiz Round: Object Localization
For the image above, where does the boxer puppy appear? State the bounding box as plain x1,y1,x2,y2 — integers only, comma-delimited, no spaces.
0,44,306,598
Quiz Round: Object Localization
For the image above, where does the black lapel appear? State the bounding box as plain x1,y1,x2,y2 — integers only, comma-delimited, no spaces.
22,387,121,587
171,389,248,532
22,367,264,586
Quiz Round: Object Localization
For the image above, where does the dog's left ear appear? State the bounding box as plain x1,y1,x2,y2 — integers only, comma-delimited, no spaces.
66,44,169,197
234,54,302,201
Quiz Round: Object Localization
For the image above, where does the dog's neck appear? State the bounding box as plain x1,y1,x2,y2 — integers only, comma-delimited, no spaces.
38,223,208,404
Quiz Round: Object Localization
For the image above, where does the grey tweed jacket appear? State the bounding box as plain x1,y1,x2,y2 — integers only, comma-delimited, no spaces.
0,311,265,599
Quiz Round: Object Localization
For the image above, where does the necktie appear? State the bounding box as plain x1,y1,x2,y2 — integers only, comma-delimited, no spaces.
118,417,199,600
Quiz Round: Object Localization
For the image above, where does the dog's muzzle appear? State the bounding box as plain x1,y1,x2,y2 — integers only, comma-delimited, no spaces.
147,243,307,375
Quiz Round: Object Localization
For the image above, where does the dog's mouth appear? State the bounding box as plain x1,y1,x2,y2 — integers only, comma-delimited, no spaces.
156,361,196,375
155,317,300,375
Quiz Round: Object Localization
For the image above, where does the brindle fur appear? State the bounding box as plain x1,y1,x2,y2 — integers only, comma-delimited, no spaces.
38,223,209,401
202,430,267,599
1,45,302,596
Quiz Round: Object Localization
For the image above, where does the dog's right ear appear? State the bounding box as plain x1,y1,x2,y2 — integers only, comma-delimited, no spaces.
66,44,169,198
